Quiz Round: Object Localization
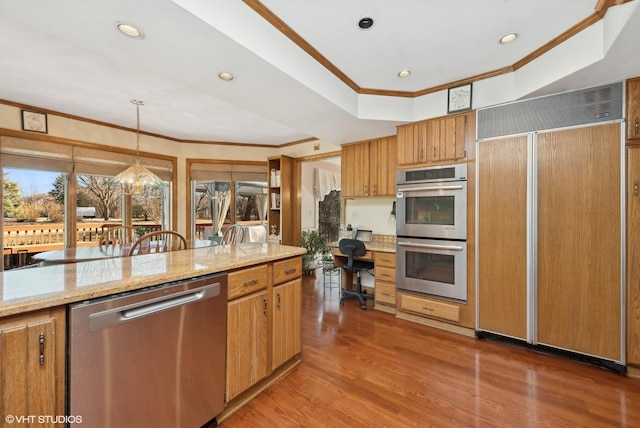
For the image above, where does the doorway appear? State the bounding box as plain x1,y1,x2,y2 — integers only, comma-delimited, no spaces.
299,156,341,242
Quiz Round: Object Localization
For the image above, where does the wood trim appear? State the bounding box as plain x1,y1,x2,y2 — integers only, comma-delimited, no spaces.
595,0,632,18
293,150,341,163
243,0,361,94
0,127,175,162
0,98,183,143
243,1,624,99
513,12,601,71
0,99,310,148
0,127,178,233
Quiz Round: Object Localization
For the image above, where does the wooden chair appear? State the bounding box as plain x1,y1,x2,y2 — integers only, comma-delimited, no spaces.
99,225,137,252
220,224,245,245
128,230,187,256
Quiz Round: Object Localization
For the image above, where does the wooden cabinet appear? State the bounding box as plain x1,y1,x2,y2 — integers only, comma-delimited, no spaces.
268,155,294,245
627,77,640,142
397,111,474,167
226,266,269,402
368,137,397,197
477,124,622,362
272,278,302,369
271,257,302,370
226,257,303,403
477,135,528,339
398,293,460,323
627,146,640,367
0,307,65,425
373,252,396,310
342,136,396,197
536,124,621,361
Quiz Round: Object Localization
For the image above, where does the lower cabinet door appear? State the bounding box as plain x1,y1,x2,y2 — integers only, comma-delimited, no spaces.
226,290,269,401
272,278,302,370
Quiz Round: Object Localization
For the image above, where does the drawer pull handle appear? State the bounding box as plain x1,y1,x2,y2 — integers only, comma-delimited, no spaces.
243,278,259,286
39,333,45,365
284,267,297,274
422,306,434,312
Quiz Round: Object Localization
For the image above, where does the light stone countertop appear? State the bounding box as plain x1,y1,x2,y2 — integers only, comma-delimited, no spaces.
327,239,396,254
0,243,306,318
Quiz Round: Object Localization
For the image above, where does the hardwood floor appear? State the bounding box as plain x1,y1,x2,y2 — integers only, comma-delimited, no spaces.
221,273,640,427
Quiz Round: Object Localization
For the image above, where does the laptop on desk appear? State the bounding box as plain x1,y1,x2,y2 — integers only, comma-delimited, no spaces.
355,229,372,243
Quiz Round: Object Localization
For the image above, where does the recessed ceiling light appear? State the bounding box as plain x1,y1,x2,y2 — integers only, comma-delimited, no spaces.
499,33,518,44
398,70,411,78
116,22,143,39
358,17,374,30
218,72,234,81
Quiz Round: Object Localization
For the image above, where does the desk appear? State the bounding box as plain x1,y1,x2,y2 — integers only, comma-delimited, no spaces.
330,240,396,311
33,240,215,266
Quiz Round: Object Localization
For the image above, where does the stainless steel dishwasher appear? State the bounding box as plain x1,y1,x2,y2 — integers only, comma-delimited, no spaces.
69,272,228,428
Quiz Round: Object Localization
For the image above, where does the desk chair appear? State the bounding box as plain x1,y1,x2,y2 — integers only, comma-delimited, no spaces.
339,238,374,310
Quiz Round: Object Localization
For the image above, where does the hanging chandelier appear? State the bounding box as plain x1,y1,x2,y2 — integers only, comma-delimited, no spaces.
111,99,164,195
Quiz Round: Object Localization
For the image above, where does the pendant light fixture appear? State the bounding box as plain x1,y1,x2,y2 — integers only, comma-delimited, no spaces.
112,99,164,195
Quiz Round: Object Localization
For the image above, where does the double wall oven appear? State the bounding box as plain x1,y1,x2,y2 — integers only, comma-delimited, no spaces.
396,164,468,301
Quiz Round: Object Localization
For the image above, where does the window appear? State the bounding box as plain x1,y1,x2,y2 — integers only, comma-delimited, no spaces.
189,161,267,241
1,135,174,269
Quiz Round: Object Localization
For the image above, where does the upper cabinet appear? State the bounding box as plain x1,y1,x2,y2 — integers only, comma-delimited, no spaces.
628,77,640,143
341,136,397,198
397,111,475,167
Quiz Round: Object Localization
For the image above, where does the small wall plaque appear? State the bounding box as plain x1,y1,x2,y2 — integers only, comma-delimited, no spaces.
447,83,473,114
21,110,48,133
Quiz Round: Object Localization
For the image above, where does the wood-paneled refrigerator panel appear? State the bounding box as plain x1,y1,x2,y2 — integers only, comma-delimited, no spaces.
536,124,621,361
478,135,528,339
627,146,640,367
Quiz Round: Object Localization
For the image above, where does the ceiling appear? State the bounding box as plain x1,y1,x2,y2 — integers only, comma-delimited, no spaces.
0,0,639,147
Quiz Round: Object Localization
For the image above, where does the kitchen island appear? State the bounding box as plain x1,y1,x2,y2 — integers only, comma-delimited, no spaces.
0,242,306,426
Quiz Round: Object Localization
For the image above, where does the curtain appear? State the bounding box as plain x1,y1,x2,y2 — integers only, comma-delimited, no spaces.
204,184,231,237
315,168,341,201
255,194,268,225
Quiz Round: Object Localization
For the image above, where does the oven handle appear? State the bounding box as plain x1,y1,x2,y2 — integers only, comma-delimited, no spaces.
397,242,464,251
397,184,464,192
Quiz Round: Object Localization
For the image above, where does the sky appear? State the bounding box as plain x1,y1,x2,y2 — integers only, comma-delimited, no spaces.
3,168,59,196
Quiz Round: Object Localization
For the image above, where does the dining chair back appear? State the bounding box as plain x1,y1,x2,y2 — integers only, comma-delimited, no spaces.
128,230,187,256
99,225,137,252
220,224,245,245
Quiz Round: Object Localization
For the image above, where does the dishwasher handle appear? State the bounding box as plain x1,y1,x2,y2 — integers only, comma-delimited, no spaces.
89,282,221,332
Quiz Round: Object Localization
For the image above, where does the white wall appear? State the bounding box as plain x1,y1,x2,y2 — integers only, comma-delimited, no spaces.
343,197,396,236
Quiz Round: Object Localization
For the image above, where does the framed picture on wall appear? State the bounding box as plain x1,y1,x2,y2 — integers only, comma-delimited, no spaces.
447,83,473,113
21,110,48,133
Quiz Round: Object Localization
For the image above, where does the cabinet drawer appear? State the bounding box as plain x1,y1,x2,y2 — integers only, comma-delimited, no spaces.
375,266,395,283
273,257,302,285
400,294,460,323
374,252,396,268
228,264,269,300
375,281,396,306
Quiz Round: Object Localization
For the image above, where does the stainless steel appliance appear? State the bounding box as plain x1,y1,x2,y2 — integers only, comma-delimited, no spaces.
396,164,468,301
396,164,467,240
396,237,467,301
69,273,228,428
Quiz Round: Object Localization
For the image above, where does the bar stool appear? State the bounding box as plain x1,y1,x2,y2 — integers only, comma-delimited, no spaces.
322,259,341,295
